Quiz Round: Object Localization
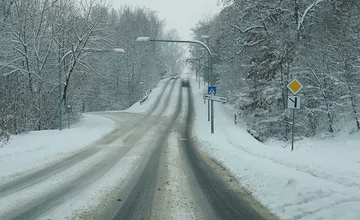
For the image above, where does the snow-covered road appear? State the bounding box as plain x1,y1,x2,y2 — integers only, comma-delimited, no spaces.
0,78,189,220
4,76,347,220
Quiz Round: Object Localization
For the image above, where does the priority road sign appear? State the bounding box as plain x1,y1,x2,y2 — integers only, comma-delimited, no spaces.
287,79,303,95
208,86,216,95
287,96,300,109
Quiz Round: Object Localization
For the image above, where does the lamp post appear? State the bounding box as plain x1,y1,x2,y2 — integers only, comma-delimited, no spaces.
58,47,125,130
136,37,215,133
201,35,210,86
201,35,212,123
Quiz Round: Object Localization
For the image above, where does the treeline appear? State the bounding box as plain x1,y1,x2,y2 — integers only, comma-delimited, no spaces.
190,0,360,141
0,0,184,141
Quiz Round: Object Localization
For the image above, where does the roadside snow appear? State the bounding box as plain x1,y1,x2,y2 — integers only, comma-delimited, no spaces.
125,78,168,114
191,78,360,220
0,114,116,181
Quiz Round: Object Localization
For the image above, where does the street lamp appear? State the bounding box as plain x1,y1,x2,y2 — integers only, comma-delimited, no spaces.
136,37,213,81
201,35,212,123
58,47,125,130
136,36,216,134
201,35,210,86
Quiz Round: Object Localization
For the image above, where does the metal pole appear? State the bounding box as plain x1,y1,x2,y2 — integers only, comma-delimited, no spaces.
58,58,62,131
207,38,215,134
199,73,200,89
205,37,211,123
211,100,214,133
206,38,210,88
68,112,70,129
291,109,295,151
208,101,210,121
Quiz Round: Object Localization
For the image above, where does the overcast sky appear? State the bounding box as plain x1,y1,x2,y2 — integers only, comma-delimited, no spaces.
105,0,221,40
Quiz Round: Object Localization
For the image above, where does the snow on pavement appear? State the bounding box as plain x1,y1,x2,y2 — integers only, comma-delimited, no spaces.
163,80,181,117
35,120,163,220
0,114,116,182
151,88,201,220
0,77,169,182
37,81,180,220
159,131,200,220
0,143,118,218
191,78,360,220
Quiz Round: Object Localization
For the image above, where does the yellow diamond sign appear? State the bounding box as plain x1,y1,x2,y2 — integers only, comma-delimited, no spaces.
287,79,303,95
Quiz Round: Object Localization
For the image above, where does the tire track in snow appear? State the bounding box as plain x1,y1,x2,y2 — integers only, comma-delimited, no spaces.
107,83,183,220
181,86,271,220
0,79,179,220
151,130,202,220
0,78,173,198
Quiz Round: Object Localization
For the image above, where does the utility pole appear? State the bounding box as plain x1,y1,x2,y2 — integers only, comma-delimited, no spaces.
202,36,211,122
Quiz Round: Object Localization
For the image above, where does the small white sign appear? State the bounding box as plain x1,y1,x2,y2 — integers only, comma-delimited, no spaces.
203,94,228,103
288,96,300,109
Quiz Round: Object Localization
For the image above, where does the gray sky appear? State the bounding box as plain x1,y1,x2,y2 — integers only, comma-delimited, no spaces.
105,0,221,40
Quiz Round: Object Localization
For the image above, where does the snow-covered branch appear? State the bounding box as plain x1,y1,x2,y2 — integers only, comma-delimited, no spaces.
298,0,326,30
231,24,266,34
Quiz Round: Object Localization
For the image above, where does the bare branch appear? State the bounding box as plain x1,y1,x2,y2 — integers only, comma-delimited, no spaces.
231,24,266,34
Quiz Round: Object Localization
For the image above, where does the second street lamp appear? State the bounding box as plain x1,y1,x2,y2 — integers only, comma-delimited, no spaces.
136,37,216,134
58,47,125,130
201,35,211,122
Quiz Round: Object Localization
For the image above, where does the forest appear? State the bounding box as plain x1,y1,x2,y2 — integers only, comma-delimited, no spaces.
0,0,184,141
190,0,360,141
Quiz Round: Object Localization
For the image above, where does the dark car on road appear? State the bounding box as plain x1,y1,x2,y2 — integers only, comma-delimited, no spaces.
181,78,190,87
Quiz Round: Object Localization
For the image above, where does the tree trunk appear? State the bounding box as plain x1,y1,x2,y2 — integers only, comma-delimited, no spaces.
326,104,334,133
349,92,360,130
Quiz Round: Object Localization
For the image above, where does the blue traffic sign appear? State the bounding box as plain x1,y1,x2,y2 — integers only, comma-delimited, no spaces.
208,86,216,95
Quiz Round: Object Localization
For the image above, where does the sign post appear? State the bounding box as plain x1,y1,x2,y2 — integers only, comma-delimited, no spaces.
204,86,227,134
208,101,210,121
203,94,228,102
287,79,303,151
208,86,216,132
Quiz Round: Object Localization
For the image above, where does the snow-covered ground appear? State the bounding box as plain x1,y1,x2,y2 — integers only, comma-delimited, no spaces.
0,77,171,182
0,77,176,220
0,114,115,181
191,78,360,220
125,78,168,114
35,120,163,220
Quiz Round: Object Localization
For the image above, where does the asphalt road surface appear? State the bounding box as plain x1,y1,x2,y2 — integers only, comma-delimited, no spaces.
0,79,276,220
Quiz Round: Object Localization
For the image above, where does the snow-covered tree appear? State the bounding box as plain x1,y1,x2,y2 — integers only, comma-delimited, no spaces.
191,0,360,141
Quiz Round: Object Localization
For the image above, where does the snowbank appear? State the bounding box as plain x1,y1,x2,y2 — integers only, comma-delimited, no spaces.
0,114,115,181
125,78,168,114
191,78,360,220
